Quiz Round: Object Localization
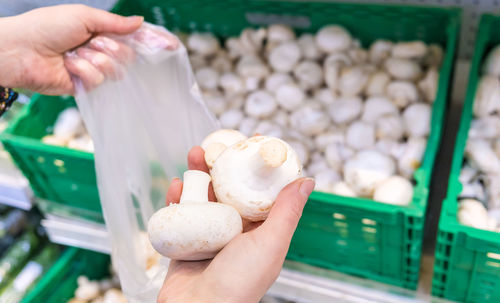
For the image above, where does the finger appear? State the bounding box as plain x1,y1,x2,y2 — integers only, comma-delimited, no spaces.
80,6,143,35
166,178,183,205
255,178,314,248
187,146,217,202
89,36,135,64
242,219,263,233
76,47,122,80
131,24,180,50
64,54,104,91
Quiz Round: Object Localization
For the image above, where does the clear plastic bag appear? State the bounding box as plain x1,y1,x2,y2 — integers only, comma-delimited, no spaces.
68,23,218,302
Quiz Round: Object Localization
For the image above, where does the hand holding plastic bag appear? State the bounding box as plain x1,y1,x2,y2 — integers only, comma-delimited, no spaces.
66,23,218,302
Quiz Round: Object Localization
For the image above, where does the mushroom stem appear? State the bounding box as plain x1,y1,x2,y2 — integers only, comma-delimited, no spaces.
179,170,211,204
252,139,287,178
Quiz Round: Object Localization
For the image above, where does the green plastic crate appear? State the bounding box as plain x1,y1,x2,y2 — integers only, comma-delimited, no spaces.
0,95,103,224
113,0,459,289
431,14,500,303
21,247,110,303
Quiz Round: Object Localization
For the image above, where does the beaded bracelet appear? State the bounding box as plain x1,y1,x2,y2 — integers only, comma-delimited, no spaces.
0,87,18,118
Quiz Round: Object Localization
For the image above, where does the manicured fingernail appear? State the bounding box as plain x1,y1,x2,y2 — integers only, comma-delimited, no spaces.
299,178,315,198
126,16,144,23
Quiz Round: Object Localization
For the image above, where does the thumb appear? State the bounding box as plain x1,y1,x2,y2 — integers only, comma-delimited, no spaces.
80,6,143,34
255,178,315,246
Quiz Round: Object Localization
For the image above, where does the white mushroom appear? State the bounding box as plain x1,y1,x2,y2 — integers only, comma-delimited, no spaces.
236,55,269,80
402,103,431,137
375,138,404,158
314,88,337,106
53,108,85,141
468,116,500,139
324,52,352,67
225,37,245,59
211,136,302,221
484,174,500,209
348,48,368,65
201,129,247,168
386,81,419,109
369,40,394,65
290,103,330,136
298,33,322,60
424,44,443,67
68,135,94,152
338,65,369,96
494,138,500,159
314,170,341,193
219,72,245,97
275,83,305,111
42,135,68,146
344,150,395,197
103,289,127,303
187,33,220,56
331,181,357,197
324,62,341,93
267,24,295,44
338,144,356,161
418,68,439,103
328,96,363,125
269,41,302,73
244,77,261,92
375,113,404,140
384,58,422,81
346,121,375,150
254,120,283,138
286,129,316,151
314,128,345,151
315,25,352,53
398,137,427,178
458,199,497,231
189,54,208,70
307,159,330,177
325,143,342,171
245,90,277,118
202,90,227,115
293,61,323,90
483,45,500,77
219,109,244,129
265,73,293,92
75,276,100,301
272,110,289,128
459,180,486,201
288,140,309,165
465,139,500,174
361,96,398,123
211,51,233,73
391,41,428,59
373,176,414,205
365,71,391,97
238,117,258,137
473,75,500,117
238,28,267,54
459,164,479,185
148,170,243,259
195,67,219,90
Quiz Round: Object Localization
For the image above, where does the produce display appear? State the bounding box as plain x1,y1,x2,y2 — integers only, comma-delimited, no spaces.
67,265,126,303
457,45,500,232
183,24,441,205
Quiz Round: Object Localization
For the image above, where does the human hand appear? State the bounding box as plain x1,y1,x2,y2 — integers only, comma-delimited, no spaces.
157,146,314,303
0,5,178,94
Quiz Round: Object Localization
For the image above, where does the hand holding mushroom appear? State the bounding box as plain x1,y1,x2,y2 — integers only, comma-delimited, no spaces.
154,146,314,303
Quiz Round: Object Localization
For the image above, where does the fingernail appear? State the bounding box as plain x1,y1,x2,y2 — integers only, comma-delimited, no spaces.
171,177,180,182
299,178,315,198
91,36,120,52
126,16,144,23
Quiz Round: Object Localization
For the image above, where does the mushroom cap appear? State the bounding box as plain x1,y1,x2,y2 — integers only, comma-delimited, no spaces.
315,25,352,53
211,136,302,221
373,176,414,205
391,41,428,59
54,107,85,140
148,202,242,260
483,45,500,77
384,58,422,81
201,129,247,168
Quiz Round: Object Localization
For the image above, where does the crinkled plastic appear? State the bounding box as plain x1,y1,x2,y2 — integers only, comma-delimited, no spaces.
68,23,218,302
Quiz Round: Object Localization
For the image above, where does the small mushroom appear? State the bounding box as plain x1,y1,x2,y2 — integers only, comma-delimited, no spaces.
211,50,233,73
473,75,500,117
226,94,245,110
344,150,395,197
187,33,220,56
324,62,341,93
338,144,355,161
211,136,302,221
219,109,244,129
75,276,100,301
386,81,419,109
398,137,427,178
391,41,428,59
189,53,208,70
418,68,439,103
375,138,403,157
338,65,369,96
272,110,289,128
315,25,352,53
365,71,391,97
459,164,479,185
468,116,500,139
244,77,261,92
314,170,341,193
42,135,68,146
384,58,422,81
361,96,398,123
254,120,283,138
314,128,345,151
293,61,323,90
275,83,305,111
267,24,295,44
328,96,363,125
465,139,500,174
458,199,497,231
402,103,431,137
245,90,277,118
298,33,322,60
348,48,368,65
103,289,127,303
324,52,352,67
331,181,357,197
195,67,219,90
325,143,342,171
238,27,267,54
375,113,404,140
203,90,227,116
265,73,293,92
238,117,258,136
369,40,394,65
201,129,247,168
485,174,500,210
424,44,443,67
373,176,414,205
288,140,309,165
483,45,500,77
68,135,94,152
269,41,302,73
459,180,486,201
148,170,243,259
53,108,85,141
346,121,375,150
494,138,500,159
306,159,330,177
286,129,316,151
314,88,337,106
219,72,245,97
236,55,269,80
290,103,330,136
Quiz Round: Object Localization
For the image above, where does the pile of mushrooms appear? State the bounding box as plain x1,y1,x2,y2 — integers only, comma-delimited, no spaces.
42,107,94,153
184,24,442,205
67,266,125,303
457,45,500,232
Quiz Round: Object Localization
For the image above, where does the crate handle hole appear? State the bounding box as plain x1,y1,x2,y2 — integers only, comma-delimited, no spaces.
487,252,500,260
362,218,376,225
37,156,45,163
332,213,345,220
54,159,65,167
